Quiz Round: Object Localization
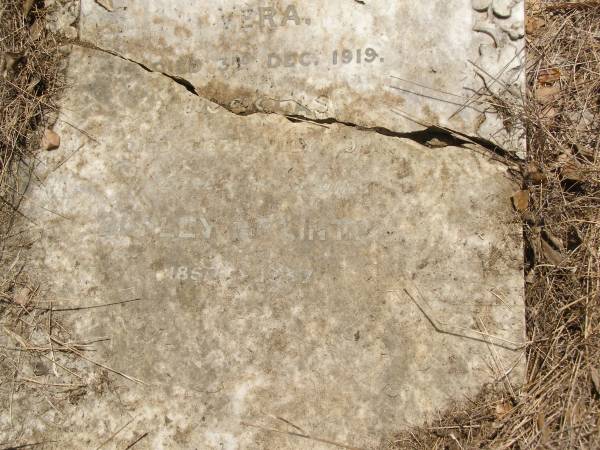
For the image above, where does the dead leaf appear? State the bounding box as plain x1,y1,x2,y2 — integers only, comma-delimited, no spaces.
26,74,41,92
495,401,512,419
1,51,25,79
568,109,595,131
537,412,545,430
537,412,549,443
511,190,529,212
540,105,558,121
41,129,60,151
569,399,582,426
556,151,586,183
425,137,448,148
541,238,563,265
14,287,31,306
525,161,547,184
526,16,546,34
522,211,541,226
562,167,585,183
542,230,564,252
535,84,561,104
538,68,561,84
525,270,535,284
590,367,600,396
555,150,574,168
573,143,595,163
95,0,114,11
29,19,44,40
63,25,78,40
567,225,583,251
529,226,543,266
22,0,35,17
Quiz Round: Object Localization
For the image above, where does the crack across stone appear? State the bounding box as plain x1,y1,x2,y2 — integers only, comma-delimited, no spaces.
70,40,520,165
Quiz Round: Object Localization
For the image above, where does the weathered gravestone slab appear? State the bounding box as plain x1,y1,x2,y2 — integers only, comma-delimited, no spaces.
78,0,526,154
18,1,526,448
20,47,525,448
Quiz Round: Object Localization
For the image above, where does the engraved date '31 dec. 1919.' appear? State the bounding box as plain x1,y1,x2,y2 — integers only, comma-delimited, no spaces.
175,4,387,71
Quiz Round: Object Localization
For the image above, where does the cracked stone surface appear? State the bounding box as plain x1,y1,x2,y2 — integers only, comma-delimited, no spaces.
75,0,525,154
15,44,526,449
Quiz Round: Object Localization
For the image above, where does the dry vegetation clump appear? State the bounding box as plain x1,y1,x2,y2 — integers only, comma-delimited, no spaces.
392,1,600,449
0,1,104,443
